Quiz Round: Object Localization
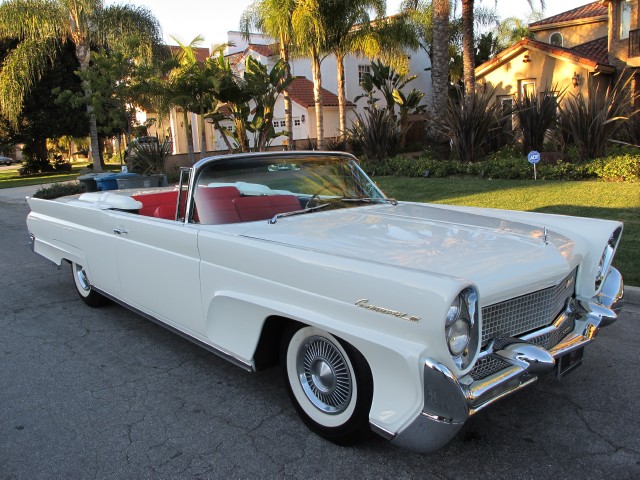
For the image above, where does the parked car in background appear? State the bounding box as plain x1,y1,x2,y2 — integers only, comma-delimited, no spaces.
0,155,15,165
26,151,625,452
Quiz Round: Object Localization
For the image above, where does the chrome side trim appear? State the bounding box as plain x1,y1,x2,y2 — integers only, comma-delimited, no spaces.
369,422,395,441
94,287,254,372
596,267,624,315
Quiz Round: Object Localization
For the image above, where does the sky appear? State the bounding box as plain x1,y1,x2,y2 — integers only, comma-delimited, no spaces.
105,0,592,48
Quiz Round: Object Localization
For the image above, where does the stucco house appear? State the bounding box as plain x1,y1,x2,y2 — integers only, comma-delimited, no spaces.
475,1,639,113
141,29,431,156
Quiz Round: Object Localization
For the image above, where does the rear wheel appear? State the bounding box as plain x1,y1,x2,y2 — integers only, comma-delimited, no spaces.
72,262,109,307
281,324,373,445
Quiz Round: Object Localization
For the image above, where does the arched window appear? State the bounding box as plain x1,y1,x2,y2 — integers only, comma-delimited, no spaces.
550,32,563,47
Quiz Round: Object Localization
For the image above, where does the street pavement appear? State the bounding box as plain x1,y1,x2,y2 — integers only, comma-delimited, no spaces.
1,196,639,479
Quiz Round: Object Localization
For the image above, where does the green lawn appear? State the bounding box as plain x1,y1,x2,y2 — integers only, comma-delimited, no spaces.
376,177,640,286
0,162,123,189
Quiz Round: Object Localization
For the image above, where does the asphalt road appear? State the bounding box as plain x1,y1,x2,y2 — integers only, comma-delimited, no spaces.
1,199,639,479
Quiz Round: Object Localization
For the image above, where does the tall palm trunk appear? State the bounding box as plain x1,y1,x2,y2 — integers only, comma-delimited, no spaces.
311,48,324,150
431,0,450,141
76,43,103,172
183,110,195,164
199,115,208,159
279,39,294,150
461,0,475,95
336,52,346,142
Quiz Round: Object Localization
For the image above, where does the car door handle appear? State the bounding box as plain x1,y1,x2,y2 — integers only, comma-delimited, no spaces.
113,227,128,235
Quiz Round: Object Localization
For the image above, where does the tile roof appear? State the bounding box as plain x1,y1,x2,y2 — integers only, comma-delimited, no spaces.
247,43,278,58
168,45,211,63
569,36,610,65
529,2,608,28
288,77,355,108
475,37,612,76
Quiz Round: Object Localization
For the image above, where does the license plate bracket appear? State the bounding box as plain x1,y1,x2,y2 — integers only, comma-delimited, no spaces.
556,347,584,379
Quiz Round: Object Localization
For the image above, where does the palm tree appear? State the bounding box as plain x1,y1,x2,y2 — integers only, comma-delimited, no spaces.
431,0,451,136
291,0,327,149
322,0,386,141
241,0,296,150
169,36,220,162
0,0,162,171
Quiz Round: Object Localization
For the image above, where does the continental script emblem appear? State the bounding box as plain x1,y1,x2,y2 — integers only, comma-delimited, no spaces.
355,299,421,323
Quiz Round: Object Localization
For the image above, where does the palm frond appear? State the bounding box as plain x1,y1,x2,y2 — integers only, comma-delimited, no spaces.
0,0,67,40
0,37,59,123
97,4,163,62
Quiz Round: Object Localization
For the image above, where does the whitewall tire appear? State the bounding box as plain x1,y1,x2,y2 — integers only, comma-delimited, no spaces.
281,324,373,445
72,262,108,307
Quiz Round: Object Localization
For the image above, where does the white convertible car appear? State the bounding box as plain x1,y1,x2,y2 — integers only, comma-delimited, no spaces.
27,152,624,452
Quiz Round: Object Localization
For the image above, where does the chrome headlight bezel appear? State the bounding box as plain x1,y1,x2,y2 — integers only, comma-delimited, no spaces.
595,228,622,291
445,287,479,370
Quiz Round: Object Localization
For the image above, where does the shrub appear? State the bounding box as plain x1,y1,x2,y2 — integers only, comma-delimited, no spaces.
128,139,171,174
347,107,403,165
559,75,635,159
513,87,563,153
587,154,640,182
443,86,501,163
19,154,54,176
33,182,83,199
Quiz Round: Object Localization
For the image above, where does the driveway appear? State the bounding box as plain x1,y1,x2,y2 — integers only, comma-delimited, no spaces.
1,199,639,479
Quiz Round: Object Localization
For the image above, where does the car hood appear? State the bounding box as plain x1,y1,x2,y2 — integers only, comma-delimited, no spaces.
240,203,581,303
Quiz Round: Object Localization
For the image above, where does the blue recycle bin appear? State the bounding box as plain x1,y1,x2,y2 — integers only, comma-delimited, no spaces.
94,172,140,191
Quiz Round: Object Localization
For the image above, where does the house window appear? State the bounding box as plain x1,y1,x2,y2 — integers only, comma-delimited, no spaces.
520,79,536,100
620,1,631,40
549,32,563,47
294,118,301,127
358,64,371,85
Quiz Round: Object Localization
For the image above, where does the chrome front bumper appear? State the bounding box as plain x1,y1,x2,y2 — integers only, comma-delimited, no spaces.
387,267,624,453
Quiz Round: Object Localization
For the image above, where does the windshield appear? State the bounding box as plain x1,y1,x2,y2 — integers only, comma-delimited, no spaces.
190,153,388,225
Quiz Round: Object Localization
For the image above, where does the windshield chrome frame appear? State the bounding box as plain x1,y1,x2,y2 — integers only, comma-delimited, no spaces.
187,151,387,224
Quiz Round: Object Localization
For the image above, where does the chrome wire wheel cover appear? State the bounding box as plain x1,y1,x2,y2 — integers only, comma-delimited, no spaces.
297,336,352,414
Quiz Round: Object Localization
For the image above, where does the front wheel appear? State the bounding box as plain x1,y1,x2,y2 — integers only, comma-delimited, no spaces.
281,325,373,445
72,262,109,307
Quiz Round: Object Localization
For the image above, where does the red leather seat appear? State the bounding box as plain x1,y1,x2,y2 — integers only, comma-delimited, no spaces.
132,191,178,218
195,186,241,224
233,195,301,222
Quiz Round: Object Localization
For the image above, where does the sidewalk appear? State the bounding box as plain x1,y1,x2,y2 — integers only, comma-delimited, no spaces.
0,183,43,204
2,182,638,304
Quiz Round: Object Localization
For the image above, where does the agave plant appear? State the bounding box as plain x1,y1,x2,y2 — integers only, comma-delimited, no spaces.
558,74,636,159
443,85,502,163
128,138,172,174
347,106,403,165
513,86,564,154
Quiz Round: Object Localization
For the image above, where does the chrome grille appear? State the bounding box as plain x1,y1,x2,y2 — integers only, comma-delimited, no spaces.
469,355,512,380
481,269,576,346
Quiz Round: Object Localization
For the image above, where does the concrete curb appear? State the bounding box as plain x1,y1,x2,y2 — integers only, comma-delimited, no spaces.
625,285,640,306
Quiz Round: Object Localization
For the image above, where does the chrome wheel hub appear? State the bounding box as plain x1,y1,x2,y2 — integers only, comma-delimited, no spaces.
297,336,352,414
75,266,90,292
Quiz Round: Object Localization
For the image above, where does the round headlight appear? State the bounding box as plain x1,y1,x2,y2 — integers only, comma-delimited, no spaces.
447,319,470,357
446,297,461,326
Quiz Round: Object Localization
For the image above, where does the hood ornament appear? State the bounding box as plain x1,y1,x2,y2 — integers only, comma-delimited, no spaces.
542,226,549,245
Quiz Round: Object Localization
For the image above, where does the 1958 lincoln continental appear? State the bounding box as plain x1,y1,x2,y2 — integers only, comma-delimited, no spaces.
26,151,624,452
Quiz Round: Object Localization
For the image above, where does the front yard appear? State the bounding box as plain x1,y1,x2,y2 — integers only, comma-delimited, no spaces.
377,177,640,286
